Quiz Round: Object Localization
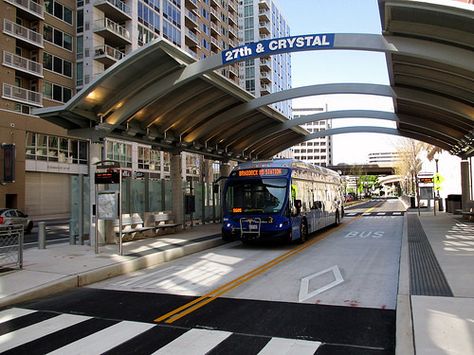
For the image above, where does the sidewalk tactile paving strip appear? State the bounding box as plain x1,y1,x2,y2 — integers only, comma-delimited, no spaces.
407,214,453,297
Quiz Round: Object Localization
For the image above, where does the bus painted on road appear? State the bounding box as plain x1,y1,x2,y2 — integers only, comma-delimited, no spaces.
221,159,344,243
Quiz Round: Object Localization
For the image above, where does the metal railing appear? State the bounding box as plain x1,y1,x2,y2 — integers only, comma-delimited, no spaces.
3,51,43,77
3,19,43,47
94,18,131,42
94,44,125,61
4,0,44,19
2,83,43,107
0,225,24,270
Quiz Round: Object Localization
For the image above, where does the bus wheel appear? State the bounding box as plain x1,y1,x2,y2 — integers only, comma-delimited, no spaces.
298,221,308,243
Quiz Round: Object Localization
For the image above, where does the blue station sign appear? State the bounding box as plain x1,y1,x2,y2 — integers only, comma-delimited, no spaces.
222,33,335,64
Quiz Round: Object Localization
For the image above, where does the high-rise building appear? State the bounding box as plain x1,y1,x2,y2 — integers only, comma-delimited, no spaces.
78,0,240,89
291,107,333,167
0,0,85,214
239,0,291,117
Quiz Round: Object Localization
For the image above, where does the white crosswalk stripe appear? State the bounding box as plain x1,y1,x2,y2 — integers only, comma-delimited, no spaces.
0,307,36,324
48,320,155,355
257,337,322,355
0,308,326,354
152,328,232,355
0,313,91,352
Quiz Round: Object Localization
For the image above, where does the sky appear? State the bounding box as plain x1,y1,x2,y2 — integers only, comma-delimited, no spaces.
275,0,405,164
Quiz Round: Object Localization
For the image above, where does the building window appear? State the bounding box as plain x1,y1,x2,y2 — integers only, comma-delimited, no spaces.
138,146,161,170
43,81,72,103
25,132,88,164
106,140,132,168
44,25,73,51
45,0,74,25
44,52,73,78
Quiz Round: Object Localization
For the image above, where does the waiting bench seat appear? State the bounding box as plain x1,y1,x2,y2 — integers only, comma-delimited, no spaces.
114,213,154,240
154,212,181,233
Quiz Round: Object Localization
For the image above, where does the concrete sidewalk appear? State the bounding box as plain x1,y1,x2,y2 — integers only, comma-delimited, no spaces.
398,210,474,355
0,223,222,308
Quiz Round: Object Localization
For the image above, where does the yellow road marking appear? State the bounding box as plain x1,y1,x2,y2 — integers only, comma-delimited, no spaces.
154,202,382,323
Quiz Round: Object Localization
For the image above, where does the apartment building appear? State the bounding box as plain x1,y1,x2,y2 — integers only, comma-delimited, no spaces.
78,0,240,88
292,107,333,167
1,0,82,215
239,0,291,117
0,0,240,217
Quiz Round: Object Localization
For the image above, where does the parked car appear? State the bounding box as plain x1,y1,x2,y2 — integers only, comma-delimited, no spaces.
0,209,33,233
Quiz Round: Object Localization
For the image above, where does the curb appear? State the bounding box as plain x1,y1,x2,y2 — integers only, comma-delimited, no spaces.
0,236,224,308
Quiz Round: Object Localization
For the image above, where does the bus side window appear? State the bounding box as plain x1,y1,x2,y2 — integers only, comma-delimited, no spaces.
312,201,322,210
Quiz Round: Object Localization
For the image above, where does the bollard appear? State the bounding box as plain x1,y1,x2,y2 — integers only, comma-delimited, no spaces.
69,219,76,245
38,222,46,249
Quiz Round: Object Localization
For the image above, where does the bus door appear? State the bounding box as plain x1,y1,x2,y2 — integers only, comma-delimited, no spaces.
310,200,324,231
290,201,302,240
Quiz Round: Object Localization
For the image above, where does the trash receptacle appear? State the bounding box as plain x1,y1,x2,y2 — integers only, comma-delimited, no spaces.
446,194,462,213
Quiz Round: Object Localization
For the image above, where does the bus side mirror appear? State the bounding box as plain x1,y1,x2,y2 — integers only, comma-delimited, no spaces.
213,184,219,194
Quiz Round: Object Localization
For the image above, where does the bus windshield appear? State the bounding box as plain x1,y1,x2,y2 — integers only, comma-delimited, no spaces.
225,178,288,214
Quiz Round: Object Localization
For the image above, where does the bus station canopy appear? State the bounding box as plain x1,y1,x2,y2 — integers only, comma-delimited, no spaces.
35,0,473,160
379,0,474,157
35,41,308,161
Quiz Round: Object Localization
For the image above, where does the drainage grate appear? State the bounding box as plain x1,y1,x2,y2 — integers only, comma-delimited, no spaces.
407,214,453,296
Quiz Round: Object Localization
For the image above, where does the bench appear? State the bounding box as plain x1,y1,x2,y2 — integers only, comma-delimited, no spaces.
114,213,155,240
461,201,474,222
153,212,181,234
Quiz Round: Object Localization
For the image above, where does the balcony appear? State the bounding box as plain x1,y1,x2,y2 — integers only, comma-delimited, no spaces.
259,21,270,36
94,18,131,46
211,37,220,51
260,83,271,95
185,29,198,46
210,7,219,21
228,0,237,14
210,22,220,36
3,19,43,48
258,0,270,11
94,44,125,66
228,64,238,78
4,0,44,20
185,0,197,10
260,71,271,84
210,0,221,9
259,9,270,23
3,51,43,78
260,58,271,71
2,83,42,107
228,14,237,27
95,0,131,22
228,25,238,40
185,9,198,28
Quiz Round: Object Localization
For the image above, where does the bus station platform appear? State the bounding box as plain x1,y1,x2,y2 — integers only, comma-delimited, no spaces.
0,208,472,355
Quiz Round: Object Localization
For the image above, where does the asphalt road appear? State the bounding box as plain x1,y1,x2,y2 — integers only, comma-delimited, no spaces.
5,199,405,354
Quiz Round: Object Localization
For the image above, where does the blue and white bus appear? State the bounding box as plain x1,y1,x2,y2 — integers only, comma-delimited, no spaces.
222,159,344,243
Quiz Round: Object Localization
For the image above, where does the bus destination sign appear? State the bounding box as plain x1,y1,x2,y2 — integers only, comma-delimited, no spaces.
236,168,288,177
